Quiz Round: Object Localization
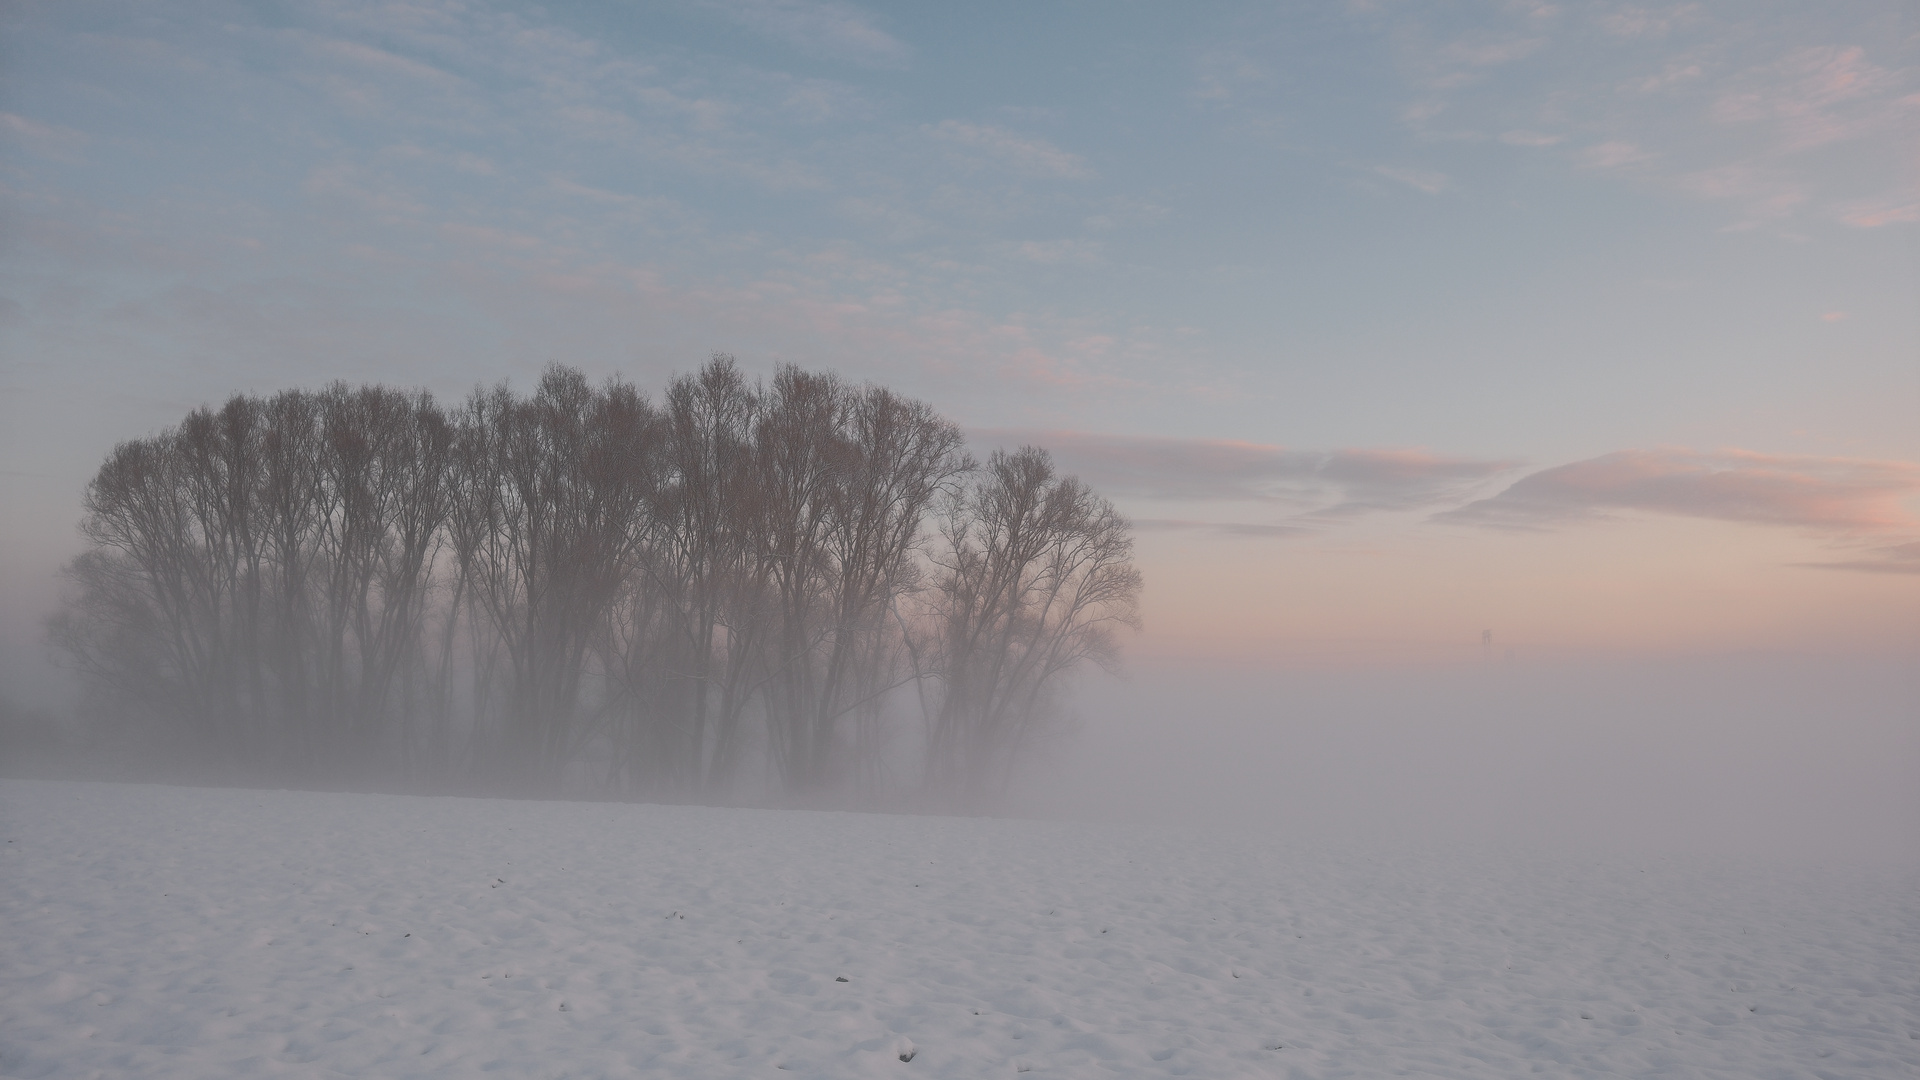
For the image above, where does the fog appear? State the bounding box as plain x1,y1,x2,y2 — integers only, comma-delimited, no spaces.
9,646,1913,867
0,360,1911,862
1021,652,1918,863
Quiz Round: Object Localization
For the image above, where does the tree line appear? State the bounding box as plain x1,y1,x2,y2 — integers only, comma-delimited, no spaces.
49,357,1141,806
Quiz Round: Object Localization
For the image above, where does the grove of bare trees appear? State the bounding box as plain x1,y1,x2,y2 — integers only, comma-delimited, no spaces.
48,358,1140,806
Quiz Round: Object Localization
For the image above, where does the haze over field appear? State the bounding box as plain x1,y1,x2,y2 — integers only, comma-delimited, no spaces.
1,1,1917,856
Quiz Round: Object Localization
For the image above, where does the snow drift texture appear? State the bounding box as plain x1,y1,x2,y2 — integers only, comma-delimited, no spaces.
3,779,1915,1078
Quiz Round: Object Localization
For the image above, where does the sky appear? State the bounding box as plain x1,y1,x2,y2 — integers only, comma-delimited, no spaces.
1,0,1917,711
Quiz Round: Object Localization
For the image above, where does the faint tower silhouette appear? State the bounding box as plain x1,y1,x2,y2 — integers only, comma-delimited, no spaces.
1482,629,1493,661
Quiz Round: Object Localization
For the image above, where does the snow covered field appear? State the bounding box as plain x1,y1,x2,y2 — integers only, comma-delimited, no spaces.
2,780,1915,1078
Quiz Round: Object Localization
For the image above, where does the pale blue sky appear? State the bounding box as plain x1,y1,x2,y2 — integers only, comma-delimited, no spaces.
2,0,1917,698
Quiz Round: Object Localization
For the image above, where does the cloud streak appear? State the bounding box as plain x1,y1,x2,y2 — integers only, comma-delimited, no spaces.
927,120,1093,180
1384,4,1918,232
973,430,1521,529
1133,518,1315,539
1,112,90,162
1793,541,1920,575
1439,448,1920,533
699,0,911,68
1374,165,1448,193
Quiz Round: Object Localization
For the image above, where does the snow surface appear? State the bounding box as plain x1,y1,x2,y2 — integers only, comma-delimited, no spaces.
2,780,1915,1078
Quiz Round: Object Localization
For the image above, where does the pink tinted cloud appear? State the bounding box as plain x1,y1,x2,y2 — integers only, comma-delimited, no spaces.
1600,6,1699,39
1711,46,1918,153
1314,448,1522,514
1677,165,1807,222
1580,140,1654,169
1838,197,1920,228
1133,518,1315,539
1794,540,1920,575
973,430,1520,515
1439,448,1920,533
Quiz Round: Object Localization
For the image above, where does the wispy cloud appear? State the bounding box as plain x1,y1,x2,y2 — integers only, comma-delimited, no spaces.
1406,31,1548,92
973,430,1521,523
1374,166,1448,193
1382,4,1918,233
1600,5,1702,39
0,112,90,162
1710,46,1917,153
1192,47,1270,103
546,176,682,221
306,37,467,89
1312,448,1526,515
1439,448,1920,533
1676,164,1808,226
1580,140,1654,169
1007,239,1103,265
1836,195,1920,228
698,0,911,68
926,120,1093,180
1437,37,1545,69
1793,540,1920,575
1629,60,1706,94
1134,518,1315,539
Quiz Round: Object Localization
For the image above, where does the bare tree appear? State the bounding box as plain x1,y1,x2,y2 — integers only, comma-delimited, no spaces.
51,361,1139,806
603,354,763,795
748,365,847,793
55,401,273,758
449,365,658,784
923,447,1142,804
307,385,455,771
253,391,323,760
51,386,461,777
803,384,968,797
